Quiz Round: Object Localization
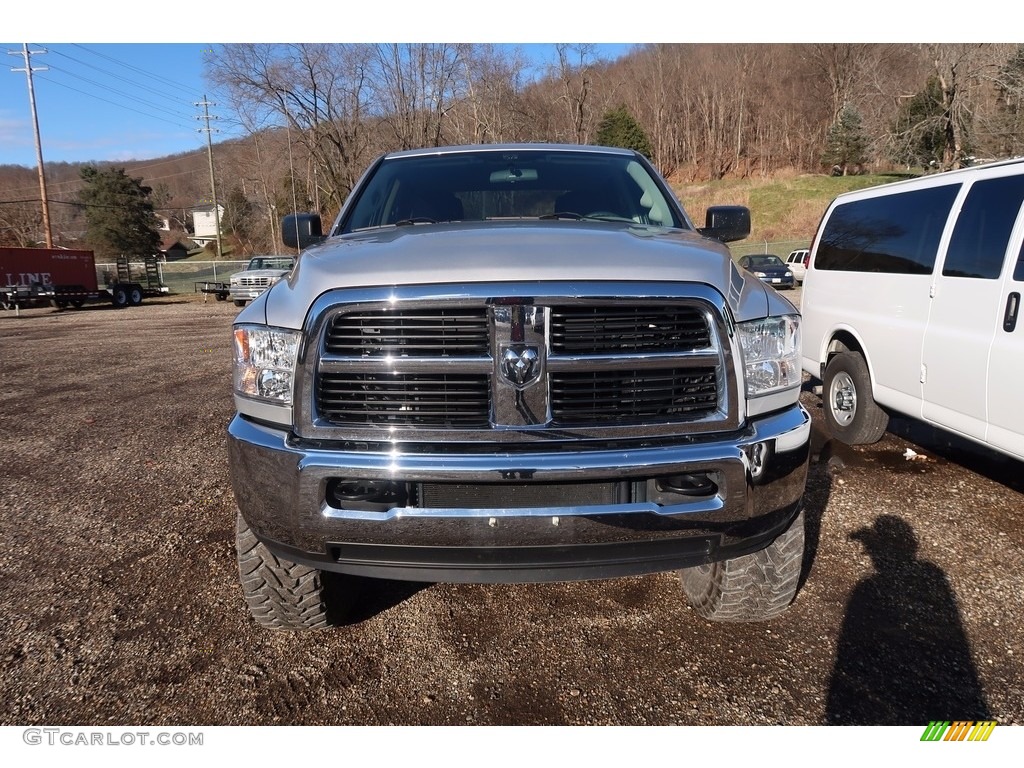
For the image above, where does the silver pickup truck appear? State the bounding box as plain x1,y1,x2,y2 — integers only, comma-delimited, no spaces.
228,144,810,630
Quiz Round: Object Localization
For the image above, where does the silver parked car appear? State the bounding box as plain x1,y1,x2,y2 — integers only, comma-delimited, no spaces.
228,144,810,630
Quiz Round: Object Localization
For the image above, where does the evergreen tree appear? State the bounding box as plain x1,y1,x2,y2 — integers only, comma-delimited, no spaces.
595,105,654,159
77,166,162,259
822,103,869,175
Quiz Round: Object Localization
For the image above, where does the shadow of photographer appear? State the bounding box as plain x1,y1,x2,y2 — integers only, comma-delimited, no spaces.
825,514,991,724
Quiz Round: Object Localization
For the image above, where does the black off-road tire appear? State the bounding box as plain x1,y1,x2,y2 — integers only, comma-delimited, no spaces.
235,511,333,630
680,509,805,622
822,351,888,445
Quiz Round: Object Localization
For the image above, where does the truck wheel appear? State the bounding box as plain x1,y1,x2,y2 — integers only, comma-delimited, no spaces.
111,286,128,308
235,511,334,630
680,509,805,622
822,351,888,445
233,300,246,308
127,286,143,306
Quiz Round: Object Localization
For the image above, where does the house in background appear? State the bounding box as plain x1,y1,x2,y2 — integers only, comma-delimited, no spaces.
190,203,224,248
160,233,194,261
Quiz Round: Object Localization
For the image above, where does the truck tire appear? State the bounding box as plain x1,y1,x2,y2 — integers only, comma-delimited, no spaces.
235,511,333,630
822,351,888,445
127,285,143,306
111,286,129,308
680,509,804,622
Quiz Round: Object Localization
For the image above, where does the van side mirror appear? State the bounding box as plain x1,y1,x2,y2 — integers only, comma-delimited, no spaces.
699,205,751,243
282,213,325,250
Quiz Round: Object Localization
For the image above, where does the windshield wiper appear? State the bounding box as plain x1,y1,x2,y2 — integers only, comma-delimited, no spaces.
539,211,583,220
394,216,438,226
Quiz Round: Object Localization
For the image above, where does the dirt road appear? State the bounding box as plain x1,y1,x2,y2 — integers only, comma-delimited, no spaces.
1,294,1022,726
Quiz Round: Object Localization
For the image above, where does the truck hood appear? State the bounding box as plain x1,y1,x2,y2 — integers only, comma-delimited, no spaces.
253,221,775,328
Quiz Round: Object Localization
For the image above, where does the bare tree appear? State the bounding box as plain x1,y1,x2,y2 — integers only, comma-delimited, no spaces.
370,44,470,149
207,44,376,216
554,44,598,144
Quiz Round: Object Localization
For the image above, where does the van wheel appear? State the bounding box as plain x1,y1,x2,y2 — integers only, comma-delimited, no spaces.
680,509,805,622
823,351,888,444
235,511,336,630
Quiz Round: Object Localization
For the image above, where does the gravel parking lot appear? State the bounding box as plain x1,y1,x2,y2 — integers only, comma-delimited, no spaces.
1,289,1022,727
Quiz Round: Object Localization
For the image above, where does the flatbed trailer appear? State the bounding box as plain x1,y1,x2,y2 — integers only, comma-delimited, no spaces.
194,280,230,301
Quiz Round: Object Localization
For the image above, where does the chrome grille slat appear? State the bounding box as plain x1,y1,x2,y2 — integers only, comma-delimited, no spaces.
550,306,711,354
550,368,718,424
326,308,489,356
317,373,490,427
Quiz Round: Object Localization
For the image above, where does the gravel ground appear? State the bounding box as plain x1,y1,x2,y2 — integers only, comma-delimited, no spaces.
1,290,1022,727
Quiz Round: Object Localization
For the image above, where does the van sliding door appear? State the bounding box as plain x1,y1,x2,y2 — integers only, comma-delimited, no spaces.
922,173,1024,447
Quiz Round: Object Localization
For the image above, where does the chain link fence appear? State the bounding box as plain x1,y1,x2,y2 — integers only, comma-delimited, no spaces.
730,239,810,260
97,244,811,296
96,260,249,296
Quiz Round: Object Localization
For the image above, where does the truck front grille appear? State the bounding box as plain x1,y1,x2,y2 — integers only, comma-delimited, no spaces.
305,289,737,441
239,277,272,287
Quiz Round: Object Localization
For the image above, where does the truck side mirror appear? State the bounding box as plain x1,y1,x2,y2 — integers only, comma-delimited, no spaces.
699,206,751,243
282,213,325,250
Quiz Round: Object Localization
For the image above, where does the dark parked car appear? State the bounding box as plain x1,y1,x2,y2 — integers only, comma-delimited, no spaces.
738,253,795,289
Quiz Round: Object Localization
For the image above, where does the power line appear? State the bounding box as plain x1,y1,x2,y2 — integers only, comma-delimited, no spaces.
70,43,200,94
35,74,197,132
43,62,195,125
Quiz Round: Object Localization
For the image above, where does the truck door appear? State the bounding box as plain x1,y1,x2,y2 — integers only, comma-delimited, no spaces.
986,234,1024,460
921,173,1024,444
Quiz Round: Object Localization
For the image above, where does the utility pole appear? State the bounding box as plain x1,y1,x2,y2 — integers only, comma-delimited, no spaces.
195,96,223,258
9,44,53,247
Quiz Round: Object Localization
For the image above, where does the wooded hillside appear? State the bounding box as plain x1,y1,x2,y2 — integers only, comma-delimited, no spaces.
3,43,1023,254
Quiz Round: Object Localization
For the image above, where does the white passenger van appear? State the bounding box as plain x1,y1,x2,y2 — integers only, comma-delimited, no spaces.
801,157,1024,462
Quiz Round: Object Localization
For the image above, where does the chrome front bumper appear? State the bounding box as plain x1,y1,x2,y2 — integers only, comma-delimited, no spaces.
228,404,811,582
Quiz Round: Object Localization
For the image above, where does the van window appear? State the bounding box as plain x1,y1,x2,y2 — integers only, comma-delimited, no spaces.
815,184,960,274
943,175,1024,280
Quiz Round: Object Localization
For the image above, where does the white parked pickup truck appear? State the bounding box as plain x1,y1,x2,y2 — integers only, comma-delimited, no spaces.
228,256,295,307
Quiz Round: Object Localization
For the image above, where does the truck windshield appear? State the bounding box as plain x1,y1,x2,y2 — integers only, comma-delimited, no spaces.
340,148,685,233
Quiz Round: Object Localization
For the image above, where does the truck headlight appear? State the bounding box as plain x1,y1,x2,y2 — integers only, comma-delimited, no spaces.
233,325,300,404
736,315,801,398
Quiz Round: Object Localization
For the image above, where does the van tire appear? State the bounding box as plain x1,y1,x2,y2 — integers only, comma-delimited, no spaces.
823,352,888,444
680,509,805,622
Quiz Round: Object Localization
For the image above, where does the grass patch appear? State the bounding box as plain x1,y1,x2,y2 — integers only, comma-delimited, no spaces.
672,172,917,245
